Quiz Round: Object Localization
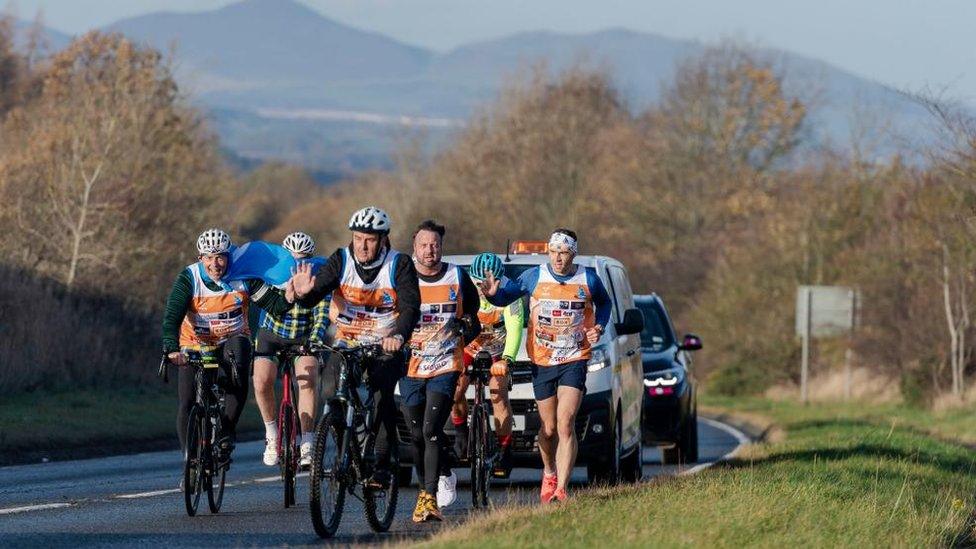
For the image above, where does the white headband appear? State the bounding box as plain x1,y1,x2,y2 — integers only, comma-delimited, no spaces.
549,232,578,254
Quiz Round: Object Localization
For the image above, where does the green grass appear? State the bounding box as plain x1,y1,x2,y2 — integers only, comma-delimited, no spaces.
422,396,976,548
0,386,265,463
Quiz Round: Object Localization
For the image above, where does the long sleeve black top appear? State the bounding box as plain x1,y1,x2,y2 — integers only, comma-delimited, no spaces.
297,246,421,340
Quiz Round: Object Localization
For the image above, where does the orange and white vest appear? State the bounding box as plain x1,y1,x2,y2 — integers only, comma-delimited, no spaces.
179,263,250,348
528,266,596,366
407,264,464,378
465,304,506,358
329,248,400,346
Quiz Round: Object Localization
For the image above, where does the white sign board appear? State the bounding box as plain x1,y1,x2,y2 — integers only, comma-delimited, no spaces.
796,286,858,338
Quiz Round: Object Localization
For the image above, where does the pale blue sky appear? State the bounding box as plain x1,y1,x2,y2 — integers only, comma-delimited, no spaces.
9,0,976,102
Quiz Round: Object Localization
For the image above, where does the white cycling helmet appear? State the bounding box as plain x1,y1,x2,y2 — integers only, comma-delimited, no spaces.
283,231,316,255
196,228,232,255
348,206,391,234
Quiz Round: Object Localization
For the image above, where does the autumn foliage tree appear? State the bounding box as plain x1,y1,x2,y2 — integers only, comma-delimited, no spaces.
0,32,226,304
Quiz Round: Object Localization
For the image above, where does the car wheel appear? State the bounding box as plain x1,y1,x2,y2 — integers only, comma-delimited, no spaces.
620,441,642,483
684,409,699,463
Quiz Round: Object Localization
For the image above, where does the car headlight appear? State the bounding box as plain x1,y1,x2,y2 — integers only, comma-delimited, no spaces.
643,367,685,387
586,347,609,372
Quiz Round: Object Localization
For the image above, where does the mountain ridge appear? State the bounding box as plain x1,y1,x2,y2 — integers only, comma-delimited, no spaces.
5,0,933,174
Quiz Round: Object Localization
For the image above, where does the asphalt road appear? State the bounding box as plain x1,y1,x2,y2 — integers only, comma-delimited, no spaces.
0,417,746,547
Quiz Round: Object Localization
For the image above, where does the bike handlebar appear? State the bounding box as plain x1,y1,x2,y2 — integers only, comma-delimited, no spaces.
158,350,242,387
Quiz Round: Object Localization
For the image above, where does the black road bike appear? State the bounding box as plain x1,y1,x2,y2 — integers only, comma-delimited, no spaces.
308,344,400,538
159,349,238,517
466,350,499,508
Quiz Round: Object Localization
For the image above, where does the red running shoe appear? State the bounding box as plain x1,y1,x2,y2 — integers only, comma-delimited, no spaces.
540,472,558,503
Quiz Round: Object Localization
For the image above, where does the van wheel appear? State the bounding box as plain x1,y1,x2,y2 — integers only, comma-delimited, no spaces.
620,441,642,483
587,416,621,485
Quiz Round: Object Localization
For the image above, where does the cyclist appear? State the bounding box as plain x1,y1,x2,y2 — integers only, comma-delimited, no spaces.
253,232,329,469
289,206,420,489
162,228,294,467
451,252,523,479
402,220,480,521
478,228,611,503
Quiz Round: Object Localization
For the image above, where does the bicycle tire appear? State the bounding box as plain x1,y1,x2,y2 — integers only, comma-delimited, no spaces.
470,406,490,508
363,436,399,532
282,404,297,508
183,407,204,517
309,409,346,538
207,462,226,513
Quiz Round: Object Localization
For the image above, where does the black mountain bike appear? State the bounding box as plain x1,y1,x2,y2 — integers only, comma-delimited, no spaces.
159,349,238,517
467,350,499,508
309,344,400,538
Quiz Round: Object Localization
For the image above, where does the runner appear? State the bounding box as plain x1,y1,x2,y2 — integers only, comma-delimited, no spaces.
452,252,523,479
478,228,611,503
401,220,480,521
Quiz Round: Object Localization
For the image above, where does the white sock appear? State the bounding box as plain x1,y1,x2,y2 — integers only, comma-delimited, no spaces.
301,432,314,446
264,420,277,441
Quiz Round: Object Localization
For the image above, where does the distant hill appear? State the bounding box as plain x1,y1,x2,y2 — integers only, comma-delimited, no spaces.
107,0,429,97
12,18,72,53
22,0,934,174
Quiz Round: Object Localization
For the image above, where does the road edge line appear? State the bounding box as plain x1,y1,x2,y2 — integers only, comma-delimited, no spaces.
677,416,751,477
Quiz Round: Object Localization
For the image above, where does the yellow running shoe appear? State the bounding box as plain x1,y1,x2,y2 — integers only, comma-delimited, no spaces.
422,491,443,522
412,490,430,523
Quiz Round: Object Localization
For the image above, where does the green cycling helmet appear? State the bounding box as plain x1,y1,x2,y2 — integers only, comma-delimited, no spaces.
469,252,504,281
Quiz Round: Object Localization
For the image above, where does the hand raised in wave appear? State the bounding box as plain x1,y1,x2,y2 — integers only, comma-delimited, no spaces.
290,262,316,299
477,271,501,297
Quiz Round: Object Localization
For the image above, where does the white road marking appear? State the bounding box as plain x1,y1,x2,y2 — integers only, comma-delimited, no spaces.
678,417,751,476
0,502,73,515
115,488,181,499
7,420,749,515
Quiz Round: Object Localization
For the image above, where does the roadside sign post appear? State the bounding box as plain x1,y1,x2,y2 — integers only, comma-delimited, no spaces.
801,289,812,403
796,286,858,404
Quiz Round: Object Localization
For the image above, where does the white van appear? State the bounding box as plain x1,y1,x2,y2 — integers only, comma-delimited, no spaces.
396,242,645,484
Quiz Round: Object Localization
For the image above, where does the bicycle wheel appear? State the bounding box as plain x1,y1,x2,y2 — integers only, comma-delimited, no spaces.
470,405,490,508
282,403,298,508
183,407,204,517
207,419,227,513
363,435,399,532
309,408,346,538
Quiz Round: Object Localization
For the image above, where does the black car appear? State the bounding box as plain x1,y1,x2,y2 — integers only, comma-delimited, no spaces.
635,294,702,464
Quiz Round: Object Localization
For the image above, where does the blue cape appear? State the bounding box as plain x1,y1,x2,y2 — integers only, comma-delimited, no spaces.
218,241,325,287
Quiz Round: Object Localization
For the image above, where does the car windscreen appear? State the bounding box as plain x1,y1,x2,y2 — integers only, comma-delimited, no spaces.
637,301,674,351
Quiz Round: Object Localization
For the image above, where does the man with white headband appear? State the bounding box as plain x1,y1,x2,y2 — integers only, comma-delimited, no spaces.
477,227,611,504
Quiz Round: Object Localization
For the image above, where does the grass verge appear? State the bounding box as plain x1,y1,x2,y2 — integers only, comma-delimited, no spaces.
421,396,976,548
0,386,264,465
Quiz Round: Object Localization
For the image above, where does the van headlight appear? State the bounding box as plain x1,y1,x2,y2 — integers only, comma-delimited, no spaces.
643,367,685,387
587,347,609,372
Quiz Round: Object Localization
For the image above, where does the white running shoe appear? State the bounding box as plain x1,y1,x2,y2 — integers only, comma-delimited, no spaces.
300,441,313,468
263,439,278,466
437,471,458,508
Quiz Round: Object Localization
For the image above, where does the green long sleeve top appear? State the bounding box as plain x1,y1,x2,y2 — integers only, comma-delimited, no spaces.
161,267,292,353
